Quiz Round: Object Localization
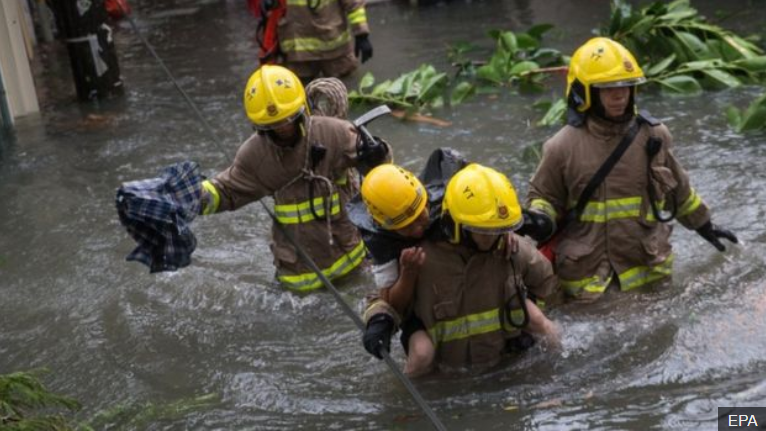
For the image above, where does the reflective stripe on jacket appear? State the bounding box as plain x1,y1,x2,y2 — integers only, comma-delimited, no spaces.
412,236,559,372
279,0,369,62
527,114,710,301
208,116,370,292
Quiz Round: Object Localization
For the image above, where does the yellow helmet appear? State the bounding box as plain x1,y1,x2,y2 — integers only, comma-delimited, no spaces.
442,164,523,244
243,65,309,129
362,164,428,230
566,37,646,112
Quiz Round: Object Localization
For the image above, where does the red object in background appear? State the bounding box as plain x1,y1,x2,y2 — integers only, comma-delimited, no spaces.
248,0,286,64
105,0,132,20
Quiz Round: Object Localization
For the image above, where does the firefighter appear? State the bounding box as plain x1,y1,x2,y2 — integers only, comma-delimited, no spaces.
250,0,373,81
522,37,738,302
361,163,560,375
351,149,467,376
199,65,390,292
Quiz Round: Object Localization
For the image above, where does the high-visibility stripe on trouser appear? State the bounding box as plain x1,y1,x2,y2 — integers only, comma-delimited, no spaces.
281,31,351,54
428,308,503,349
618,254,674,291
274,193,341,224
561,274,614,298
277,240,366,292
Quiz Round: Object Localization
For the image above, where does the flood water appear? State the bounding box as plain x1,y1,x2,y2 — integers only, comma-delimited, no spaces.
2,0,766,429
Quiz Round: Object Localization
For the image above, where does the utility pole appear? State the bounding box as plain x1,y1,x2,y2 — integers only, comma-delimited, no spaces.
49,0,123,101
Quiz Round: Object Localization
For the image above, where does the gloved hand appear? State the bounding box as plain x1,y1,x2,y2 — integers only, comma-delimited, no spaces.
354,34,373,63
696,221,738,252
357,134,389,172
362,314,394,359
516,209,555,242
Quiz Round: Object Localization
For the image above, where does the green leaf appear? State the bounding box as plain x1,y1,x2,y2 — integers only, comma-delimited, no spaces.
450,81,475,106
732,56,766,73
674,31,710,59
515,33,539,50
655,75,702,93
700,68,741,88
509,61,540,76
526,23,554,40
536,98,567,127
738,94,766,131
476,64,503,84
499,31,518,53
725,106,742,129
371,80,392,97
646,54,677,76
358,72,375,91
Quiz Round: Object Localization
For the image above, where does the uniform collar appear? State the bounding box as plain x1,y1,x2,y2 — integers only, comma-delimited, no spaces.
585,114,635,141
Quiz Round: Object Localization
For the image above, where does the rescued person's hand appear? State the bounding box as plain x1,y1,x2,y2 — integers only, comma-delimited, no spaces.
399,246,426,278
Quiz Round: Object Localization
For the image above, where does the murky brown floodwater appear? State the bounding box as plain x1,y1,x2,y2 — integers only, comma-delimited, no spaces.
2,0,766,429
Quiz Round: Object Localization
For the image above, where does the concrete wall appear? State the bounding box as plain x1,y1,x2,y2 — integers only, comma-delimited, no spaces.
0,0,40,127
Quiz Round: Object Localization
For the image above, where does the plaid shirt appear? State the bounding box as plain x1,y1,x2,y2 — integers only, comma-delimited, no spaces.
116,161,202,273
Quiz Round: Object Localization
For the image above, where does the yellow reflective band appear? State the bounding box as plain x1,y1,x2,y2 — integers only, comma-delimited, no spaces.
287,0,334,9
530,198,558,221
561,274,612,297
274,193,341,224
428,308,502,348
347,7,367,25
201,180,220,215
277,240,367,292
618,254,674,291
579,197,641,223
281,31,352,54
678,189,702,218
334,172,348,186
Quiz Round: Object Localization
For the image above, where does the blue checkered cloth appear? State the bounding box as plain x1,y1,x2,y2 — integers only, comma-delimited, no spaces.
116,161,203,273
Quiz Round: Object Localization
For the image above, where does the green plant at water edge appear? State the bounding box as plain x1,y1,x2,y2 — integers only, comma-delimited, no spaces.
348,64,449,114
602,0,766,93
727,92,766,132
83,393,219,430
349,27,566,115
474,25,567,92
0,369,82,430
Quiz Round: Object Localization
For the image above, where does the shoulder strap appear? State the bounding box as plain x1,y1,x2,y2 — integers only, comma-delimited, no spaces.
568,119,642,223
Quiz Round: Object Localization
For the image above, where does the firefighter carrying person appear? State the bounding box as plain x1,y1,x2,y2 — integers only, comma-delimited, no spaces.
199,64,390,293
521,37,738,302
348,148,467,376
358,161,561,375
248,0,373,82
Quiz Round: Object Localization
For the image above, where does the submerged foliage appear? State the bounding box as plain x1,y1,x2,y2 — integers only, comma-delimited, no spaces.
0,369,219,431
727,92,766,132
348,27,567,116
602,0,766,93
0,369,82,430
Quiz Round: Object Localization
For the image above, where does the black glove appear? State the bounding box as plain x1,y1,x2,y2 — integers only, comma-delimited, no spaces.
696,221,738,252
362,314,394,359
357,134,389,173
354,34,373,63
516,209,555,242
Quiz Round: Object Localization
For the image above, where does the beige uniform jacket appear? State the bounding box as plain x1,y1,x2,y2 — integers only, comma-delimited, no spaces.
209,116,369,292
412,236,559,372
527,114,710,300
279,0,369,62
